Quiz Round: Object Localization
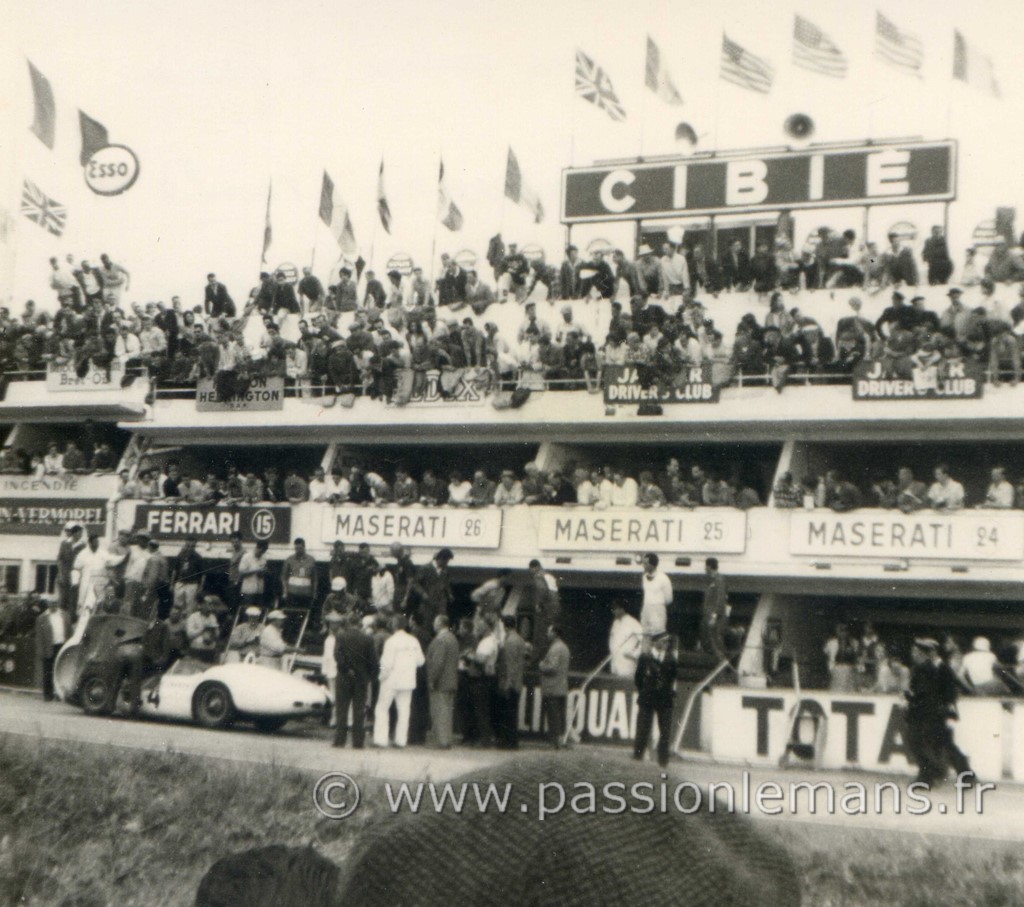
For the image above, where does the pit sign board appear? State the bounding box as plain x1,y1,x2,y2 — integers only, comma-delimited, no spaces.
537,508,747,554
322,506,502,549
134,504,291,544
562,140,956,223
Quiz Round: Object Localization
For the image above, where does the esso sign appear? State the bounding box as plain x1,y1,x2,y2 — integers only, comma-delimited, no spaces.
84,144,140,196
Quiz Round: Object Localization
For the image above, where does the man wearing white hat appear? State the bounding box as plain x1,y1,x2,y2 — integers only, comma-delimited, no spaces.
961,637,1004,696
258,610,297,670
225,607,263,663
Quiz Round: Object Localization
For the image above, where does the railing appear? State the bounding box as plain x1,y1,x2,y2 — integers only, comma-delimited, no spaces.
671,657,736,759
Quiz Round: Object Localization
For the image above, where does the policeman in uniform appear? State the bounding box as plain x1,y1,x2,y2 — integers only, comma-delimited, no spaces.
633,631,679,768
905,637,973,786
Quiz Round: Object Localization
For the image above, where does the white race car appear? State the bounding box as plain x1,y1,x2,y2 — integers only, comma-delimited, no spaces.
54,614,329,733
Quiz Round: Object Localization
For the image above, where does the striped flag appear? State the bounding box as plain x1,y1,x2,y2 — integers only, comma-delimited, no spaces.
793,15,847,78
319,171,357,254
27,61,55,150
575,49,626,121
645,37,683,105
437,161,463,232
720,34,774,94
875,12,923,76
21,179,67,237
953,30,1000,97
504,148,544,224
261,182,272,266
377,159,392,234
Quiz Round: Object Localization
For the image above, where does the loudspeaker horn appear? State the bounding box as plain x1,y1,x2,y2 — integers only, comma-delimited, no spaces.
784,113,815,140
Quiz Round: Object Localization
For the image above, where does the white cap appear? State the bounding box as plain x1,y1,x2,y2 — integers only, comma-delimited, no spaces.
331,577,347,592
267,610,286,622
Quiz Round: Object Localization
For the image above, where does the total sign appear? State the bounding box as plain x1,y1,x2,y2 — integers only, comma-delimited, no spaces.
561,141,956,223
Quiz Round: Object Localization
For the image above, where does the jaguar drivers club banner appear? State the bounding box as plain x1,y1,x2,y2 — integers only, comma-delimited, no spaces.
0,499,106,535
603,364,719,405
322,506,502,549
852,359,983,400
134,504,291,544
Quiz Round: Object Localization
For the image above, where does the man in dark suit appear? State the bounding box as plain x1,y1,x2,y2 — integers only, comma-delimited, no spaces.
719,239,751,291
495,615,528,749
35,596,70,701
633,631,678,767
426,614,459,747
409,548,454,628
273,271,300,315
203,273,235,319
922,226,953,286
559,245,581,300
436,259,468,308
57,523,85,613
332,612,379,749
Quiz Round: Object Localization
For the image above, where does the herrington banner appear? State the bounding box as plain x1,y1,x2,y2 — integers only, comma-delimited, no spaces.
46,359,127,391
852,359,983,400
789,510,1024,562
537,508,747,554
603,365,719,405
0,499,106,535
322,506,502,549
562,140,956,223
134,504,291,544
196,376,285,412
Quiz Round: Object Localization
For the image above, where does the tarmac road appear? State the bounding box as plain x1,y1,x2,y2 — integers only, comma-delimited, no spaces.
3,687,1023,841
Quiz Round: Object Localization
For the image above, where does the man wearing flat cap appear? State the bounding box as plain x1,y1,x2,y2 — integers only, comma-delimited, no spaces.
633,631,679,767
225,606,263,663
905,638,973,786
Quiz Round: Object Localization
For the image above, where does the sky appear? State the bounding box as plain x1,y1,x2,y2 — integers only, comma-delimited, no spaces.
2,0,1023,308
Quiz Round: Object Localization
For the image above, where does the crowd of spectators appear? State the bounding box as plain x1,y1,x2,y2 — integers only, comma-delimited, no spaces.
821,621,1024,697
0,439,118,475
120,456,762,510
9,230,1024,403
773,463,1024,512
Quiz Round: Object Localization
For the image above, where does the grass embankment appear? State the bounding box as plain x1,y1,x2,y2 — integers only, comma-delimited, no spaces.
0,734,1022,906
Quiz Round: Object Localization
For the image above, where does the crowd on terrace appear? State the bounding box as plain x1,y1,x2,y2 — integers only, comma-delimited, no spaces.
5,228,1024,401
773,464,1024,511
117,457,764,509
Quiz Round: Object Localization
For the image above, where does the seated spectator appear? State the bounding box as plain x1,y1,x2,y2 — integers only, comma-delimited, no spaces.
347,466,372,504
284,469,310,503
609,469,638,508
928,463,964,511
544,467,576,505
91,442,116,472
871,477,898,509
469,469,495,507
896,467,928,513
521,463,547,505
874,646,911,694
636,471,666,508
419,468,447,506
574,467,599,506
824,471,861,512
366,472,392,504
308,467,330,503
393,466,419,506
61,441,87,472
730,478,761,510
979,466,1014,509
701,473,733,507
43,443,65,475
772,471,802,508
448,470,472,507
494,470,524,506
326,468,350,504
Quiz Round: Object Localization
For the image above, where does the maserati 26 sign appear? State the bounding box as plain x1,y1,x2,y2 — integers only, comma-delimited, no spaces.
561,140,956,223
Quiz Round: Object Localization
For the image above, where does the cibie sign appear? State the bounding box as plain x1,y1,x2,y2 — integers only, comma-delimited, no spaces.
561,140,956,223
83,144,141,196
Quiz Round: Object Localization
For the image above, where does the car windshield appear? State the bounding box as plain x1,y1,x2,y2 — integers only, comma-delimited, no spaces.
165,657,207,677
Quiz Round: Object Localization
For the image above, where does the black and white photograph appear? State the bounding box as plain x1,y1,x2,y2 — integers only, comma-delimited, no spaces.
2,1,1024,904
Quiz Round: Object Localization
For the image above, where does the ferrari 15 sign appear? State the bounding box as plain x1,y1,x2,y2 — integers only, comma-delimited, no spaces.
561,140,956,223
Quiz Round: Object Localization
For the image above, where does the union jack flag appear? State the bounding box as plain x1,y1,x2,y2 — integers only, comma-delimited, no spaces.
21,179,66,237
575,49,626,122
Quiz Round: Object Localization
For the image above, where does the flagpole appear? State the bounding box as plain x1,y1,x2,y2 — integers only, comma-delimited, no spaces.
430,153,441,285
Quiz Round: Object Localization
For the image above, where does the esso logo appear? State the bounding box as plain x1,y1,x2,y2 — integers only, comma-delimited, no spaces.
84,144,140,196
275,263,298,286
250,509,276,541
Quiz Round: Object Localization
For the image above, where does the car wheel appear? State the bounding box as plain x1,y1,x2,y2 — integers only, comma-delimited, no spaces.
253,716,289,734
81,672,116,716
193,682,235,729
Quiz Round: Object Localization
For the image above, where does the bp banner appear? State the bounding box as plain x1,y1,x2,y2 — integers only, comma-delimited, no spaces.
852,359,983,400
603,364,719,404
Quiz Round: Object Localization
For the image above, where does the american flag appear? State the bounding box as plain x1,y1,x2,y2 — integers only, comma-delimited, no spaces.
793,15,847,78
575,49,626,121
720,35,774,94
20,179,66,237
875,11,923,75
